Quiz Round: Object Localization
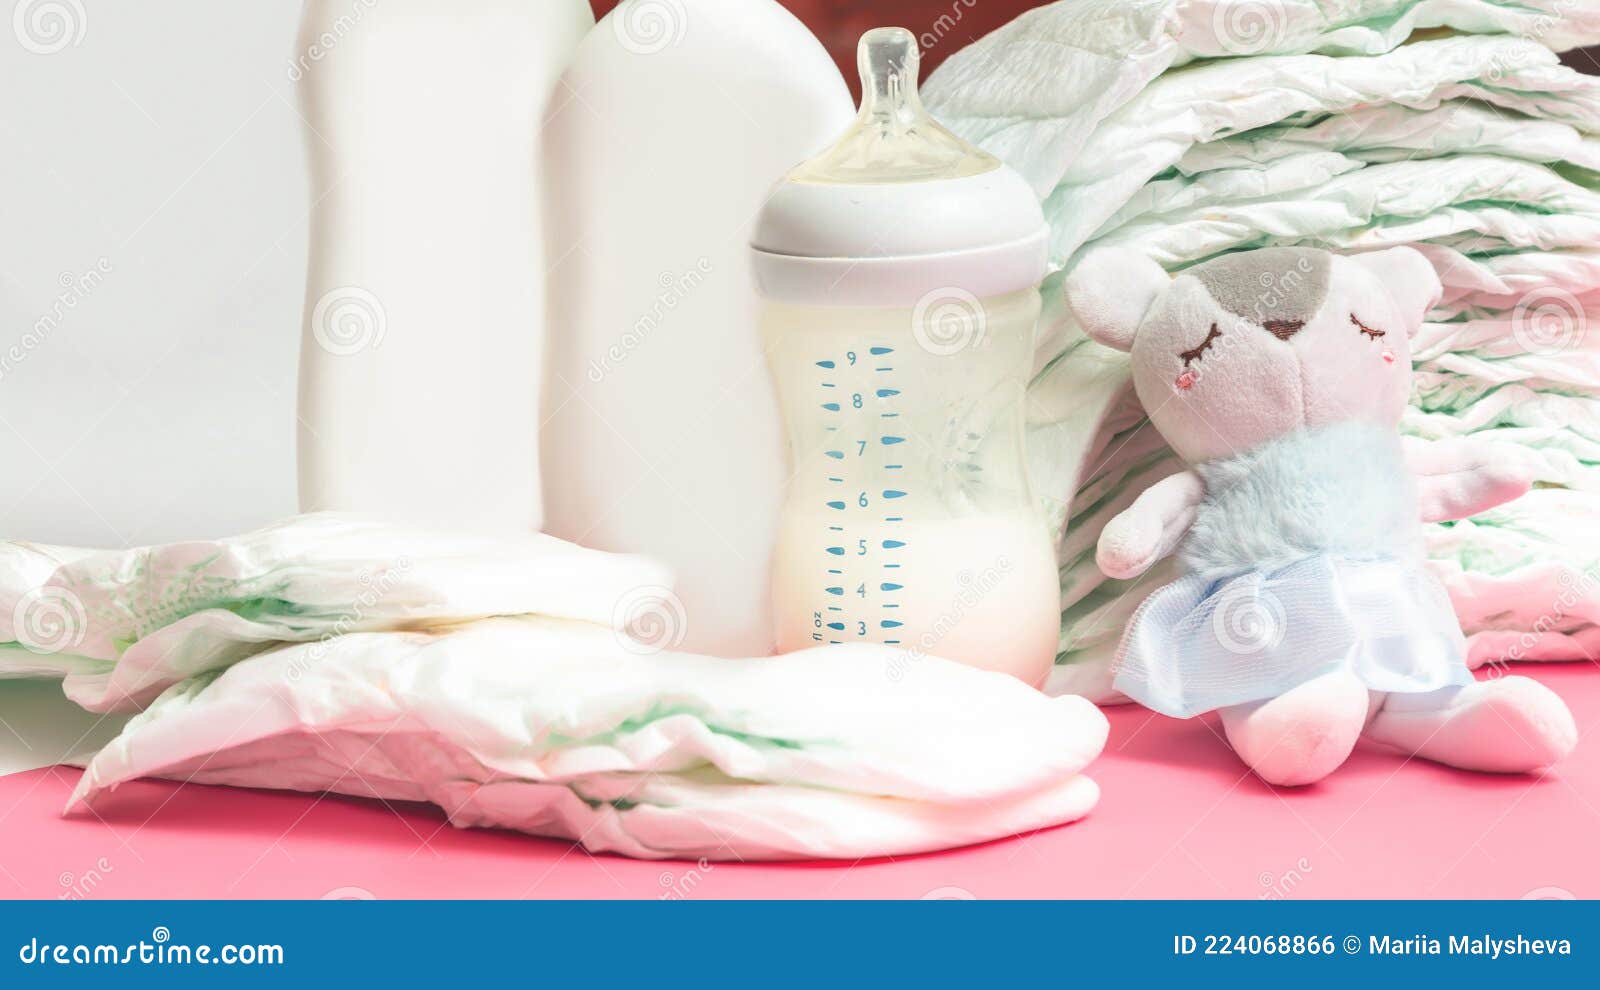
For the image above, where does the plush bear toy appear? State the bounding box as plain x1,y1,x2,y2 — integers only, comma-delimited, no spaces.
1064,245,1577,787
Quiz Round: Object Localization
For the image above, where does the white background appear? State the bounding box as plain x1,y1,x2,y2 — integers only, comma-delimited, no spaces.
1,3,308,547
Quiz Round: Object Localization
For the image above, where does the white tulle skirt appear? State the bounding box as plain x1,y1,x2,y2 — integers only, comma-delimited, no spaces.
1112,554,1474,718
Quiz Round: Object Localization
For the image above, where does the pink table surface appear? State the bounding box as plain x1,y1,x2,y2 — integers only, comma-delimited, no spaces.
2,664,1596,901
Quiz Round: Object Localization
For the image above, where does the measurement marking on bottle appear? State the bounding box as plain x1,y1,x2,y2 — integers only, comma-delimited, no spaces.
809,342,913,649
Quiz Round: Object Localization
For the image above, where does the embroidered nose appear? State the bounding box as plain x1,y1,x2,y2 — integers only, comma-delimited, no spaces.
1264,319,1305,341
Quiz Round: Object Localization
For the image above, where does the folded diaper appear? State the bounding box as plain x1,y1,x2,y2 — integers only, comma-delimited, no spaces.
926,1,1600,698
924,2,1600,202
69,618,1105,861
0,514,673,712
1006,36,1597,270
1093,156,1600,264
1429,489,1600,666
3,514,1108,860
1175,101,1600,175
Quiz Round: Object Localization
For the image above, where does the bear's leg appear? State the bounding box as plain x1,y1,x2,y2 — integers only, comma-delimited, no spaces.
1362,677,1577,773
1219,669,1369,786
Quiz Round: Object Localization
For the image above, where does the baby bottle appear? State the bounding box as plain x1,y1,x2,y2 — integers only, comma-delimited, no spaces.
750,28,1058,686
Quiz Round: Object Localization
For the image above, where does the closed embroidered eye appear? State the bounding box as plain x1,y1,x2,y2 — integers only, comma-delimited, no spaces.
1180,323,1222,366
1351,314,1387,339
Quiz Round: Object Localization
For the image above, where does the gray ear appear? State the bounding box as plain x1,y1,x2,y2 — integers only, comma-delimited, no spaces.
1063,247,1169,352
1347,247,1441,334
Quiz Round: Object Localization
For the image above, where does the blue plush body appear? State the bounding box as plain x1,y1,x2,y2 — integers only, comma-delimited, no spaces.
1114,423,1470,719
1181,421,1422,579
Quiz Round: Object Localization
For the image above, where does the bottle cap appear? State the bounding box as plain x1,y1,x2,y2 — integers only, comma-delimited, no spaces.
751,27,1047,307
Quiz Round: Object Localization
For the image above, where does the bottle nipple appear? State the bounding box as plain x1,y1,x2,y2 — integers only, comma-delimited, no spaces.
787,27,998,185
859,27,924,142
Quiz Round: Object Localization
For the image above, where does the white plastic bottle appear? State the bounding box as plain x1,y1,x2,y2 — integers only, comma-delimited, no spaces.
540,0,853,657
752,28,1058,686
295,0,591,534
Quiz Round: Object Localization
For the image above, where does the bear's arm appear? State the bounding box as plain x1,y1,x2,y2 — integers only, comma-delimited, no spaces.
1096,470,1204,581
1402,436,1535,523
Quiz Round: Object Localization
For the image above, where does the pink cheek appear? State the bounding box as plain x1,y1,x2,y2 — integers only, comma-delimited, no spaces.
1174,369,1197,392
1381,349,1396,365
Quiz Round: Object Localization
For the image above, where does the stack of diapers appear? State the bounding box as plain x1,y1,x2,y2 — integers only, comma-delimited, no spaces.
0,515,1107,861
924,0,1600,699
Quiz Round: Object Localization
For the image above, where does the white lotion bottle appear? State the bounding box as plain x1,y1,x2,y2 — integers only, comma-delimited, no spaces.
541,0,853,656
295,0,591,534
